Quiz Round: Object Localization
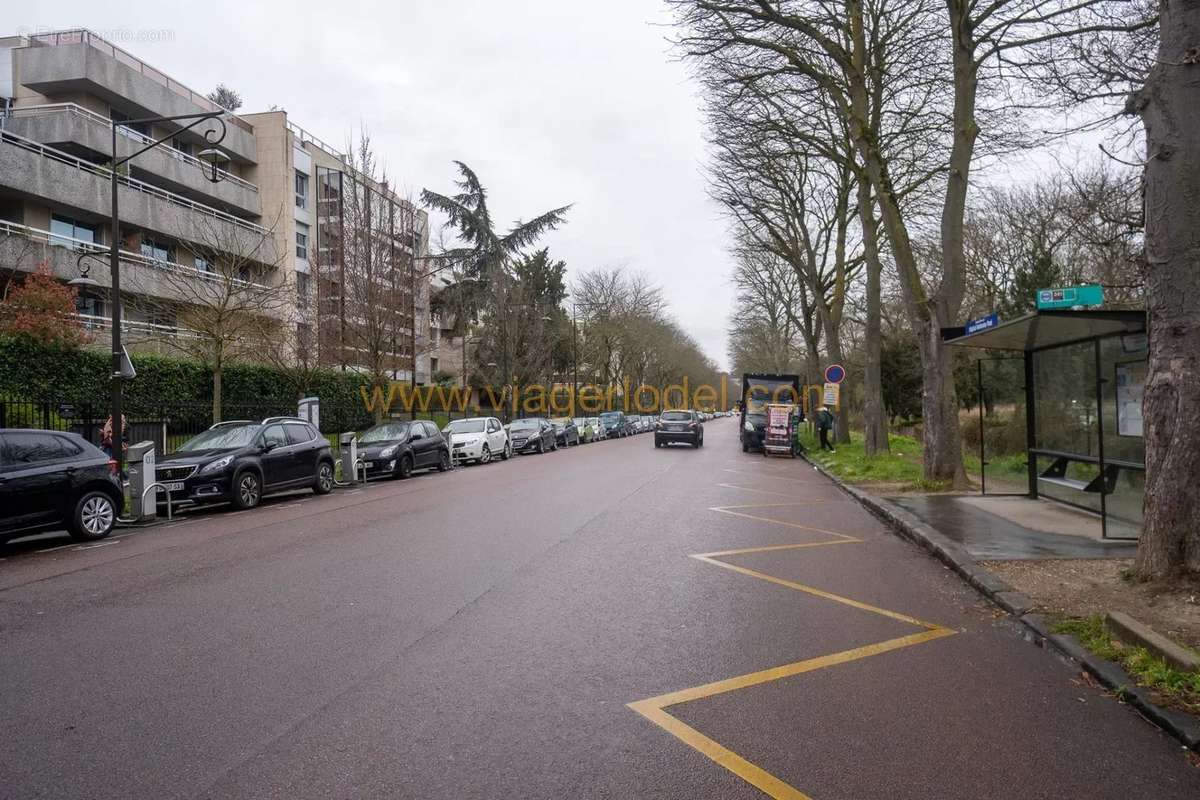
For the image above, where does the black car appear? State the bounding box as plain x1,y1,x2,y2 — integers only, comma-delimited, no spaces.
0,429,124,542
358,420,451,479
155,417,335,511
552,418,580,447
508,418,557,454
598,411,632,438
654,409,704,448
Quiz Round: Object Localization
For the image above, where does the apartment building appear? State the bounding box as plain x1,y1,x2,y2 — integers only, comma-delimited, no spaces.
0,28,432,382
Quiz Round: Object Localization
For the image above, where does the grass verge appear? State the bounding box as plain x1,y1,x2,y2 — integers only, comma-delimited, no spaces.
798,431,949,491
1051,614,1200,714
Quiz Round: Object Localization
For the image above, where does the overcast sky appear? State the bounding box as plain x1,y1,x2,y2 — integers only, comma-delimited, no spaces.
13,1,733,368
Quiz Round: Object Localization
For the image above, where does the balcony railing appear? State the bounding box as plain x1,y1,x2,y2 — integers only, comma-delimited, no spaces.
0,219,269,291
73,312,203,340
287,120,346,160
22,29,254,134
2,103,258,193
0,129,271,238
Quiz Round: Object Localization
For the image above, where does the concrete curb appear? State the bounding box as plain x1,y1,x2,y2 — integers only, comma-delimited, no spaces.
800,453,1200,750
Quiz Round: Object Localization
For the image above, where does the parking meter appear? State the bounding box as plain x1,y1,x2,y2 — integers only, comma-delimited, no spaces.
126,440,157,521
339,432,359,483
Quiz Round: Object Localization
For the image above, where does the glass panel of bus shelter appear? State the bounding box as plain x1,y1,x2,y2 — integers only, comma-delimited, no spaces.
978,356,1028,494
1098,333,1147,539
1032,341,1101,511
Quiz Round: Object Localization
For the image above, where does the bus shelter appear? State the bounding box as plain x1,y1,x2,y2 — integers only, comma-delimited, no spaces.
945,310,1147,540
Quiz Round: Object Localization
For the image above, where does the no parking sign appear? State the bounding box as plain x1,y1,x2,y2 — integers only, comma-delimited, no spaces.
824,364,846,384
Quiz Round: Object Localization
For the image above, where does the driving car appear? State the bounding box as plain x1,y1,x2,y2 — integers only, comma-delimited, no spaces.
573,417,597,443
155,417,335,510
655,409,704,448
0,429,124,542
598,410,631,438
552,417,580,447
443,417,510,465
508,417,557,454
359,420,452,478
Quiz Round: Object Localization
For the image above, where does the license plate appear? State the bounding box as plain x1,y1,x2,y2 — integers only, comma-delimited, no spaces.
164,481,185,492
363,461,374,469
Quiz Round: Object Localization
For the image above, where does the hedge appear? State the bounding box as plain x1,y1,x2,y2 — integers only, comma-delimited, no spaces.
0,336,374,433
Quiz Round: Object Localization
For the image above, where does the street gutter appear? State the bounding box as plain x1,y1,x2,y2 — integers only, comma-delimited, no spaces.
801,454,1200,751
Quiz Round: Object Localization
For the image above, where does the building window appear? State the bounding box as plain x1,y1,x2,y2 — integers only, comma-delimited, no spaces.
295,170,309,210
195,255,212,273
296,272,310,307
140,238,171,262
170,137,193,157
296,222,309,261
50,215,98,250
430,357,439,373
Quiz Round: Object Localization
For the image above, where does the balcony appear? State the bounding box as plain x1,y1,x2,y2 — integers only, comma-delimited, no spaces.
14,30,257,163
3,104,261,217
0,130,280,266
0,220,281,315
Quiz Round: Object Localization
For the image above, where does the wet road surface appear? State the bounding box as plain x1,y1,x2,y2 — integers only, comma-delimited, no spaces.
1,419,1195,799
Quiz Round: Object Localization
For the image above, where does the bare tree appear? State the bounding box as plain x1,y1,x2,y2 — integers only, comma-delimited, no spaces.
1131,0,1200,578
127,212,290,421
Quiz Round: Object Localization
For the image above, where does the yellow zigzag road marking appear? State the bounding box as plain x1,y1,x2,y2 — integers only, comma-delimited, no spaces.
628,481,957,800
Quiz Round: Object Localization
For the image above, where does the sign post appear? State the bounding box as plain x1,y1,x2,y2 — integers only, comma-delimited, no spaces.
1036,284,1104,310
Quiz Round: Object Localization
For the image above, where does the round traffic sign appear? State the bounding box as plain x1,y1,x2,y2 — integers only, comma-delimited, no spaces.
824,364,846,384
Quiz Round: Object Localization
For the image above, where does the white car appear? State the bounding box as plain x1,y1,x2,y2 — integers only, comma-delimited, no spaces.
443,417,510,464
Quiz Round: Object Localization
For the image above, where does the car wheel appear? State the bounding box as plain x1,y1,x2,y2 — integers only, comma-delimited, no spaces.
437,450,451,472
480,444,491,464
232,471,262,510
500,442,511,460
69,490,117,541
741,440,749,453
313,461,334,495
537,439,545,454
397,454,414,479
655,440,662,448
552,438,559,451
698,436,704,449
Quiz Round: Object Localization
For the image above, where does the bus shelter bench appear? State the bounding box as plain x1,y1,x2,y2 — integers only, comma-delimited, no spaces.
1032,449,1143,495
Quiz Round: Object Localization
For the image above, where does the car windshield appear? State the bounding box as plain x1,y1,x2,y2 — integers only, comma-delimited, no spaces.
360,423,410,443
661,411,692,421
599,412,621,422
573,419,586,426
179,424,259,451
510,419,540,430
446,420,486,434
745,379,798,415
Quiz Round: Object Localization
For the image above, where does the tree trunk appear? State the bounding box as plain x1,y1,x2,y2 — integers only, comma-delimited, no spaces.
858,172,888,455
1133,0,1200,578
212,362,223,424
916,320,967,487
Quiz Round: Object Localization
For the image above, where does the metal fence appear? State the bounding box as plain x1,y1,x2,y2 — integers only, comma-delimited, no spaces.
0,397,489,455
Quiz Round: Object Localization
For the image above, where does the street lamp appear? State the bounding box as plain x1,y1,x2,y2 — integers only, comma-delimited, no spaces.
72,110,229,472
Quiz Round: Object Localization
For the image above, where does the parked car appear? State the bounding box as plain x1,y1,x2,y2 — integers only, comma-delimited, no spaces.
508,417,557,454
585,417,607,440
655,409,704,448
552,417,580,447
359,420,452,478
598,410,631,438
573,417,597,443
155,417,335,511
443,417,510,465
0,429,123,542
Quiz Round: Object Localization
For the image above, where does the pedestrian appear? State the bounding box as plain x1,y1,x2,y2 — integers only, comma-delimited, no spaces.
100,413,129,460
816,405,835,452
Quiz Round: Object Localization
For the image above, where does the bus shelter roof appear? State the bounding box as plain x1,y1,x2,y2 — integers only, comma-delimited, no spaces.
944,310,1145,353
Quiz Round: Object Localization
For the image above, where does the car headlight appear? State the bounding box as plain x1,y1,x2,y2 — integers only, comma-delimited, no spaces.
743,420,754,432
380,444,398,458
200,455,234,474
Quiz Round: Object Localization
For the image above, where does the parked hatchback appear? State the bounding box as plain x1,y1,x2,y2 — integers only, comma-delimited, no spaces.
0,429,124,543
508,417,557,454
551,417,580,447
155,417,335,511
443,417,509,465
359,420,452,478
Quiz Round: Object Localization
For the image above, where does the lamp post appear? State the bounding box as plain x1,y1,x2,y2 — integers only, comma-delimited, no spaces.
70,111,229,473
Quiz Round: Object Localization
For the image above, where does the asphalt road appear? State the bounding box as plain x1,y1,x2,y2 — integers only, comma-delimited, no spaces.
1,419,1195,799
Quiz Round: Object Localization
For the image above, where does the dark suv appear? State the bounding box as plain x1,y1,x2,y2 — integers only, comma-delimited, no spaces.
155,417,334,511
654,409,704,448
0,429,124,542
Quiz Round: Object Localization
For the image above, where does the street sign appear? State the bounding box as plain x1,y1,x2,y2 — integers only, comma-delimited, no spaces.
1036,284,1104,310
823,382,840,407
965,313,999,334
824,364,846,384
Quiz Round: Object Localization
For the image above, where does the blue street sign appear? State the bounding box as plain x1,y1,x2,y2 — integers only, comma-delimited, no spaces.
824,364,846,384
965,313,999,335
